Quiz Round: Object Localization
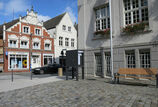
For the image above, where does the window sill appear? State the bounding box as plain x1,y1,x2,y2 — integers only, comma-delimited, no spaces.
121,29,152,36
92,34,111,40
8,68,29,71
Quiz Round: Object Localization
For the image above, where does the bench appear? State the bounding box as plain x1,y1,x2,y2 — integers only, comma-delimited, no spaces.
114,68,158,88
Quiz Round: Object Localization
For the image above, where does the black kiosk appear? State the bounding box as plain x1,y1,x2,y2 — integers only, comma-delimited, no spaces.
65,50,84,81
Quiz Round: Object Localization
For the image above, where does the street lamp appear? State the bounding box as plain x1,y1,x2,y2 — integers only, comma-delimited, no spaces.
29,33,32,80
60,49,67,67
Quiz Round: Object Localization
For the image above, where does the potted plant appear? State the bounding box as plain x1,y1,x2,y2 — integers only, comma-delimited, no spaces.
94,28,110,35
122,22,149,34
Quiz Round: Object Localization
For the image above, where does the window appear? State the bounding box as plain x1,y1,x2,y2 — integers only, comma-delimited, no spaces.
139,49,150,68
9,40,17,48
20,41,28,48
9,54,28,69
105,53,111,76
59,37,63,46
44,55,53,65
95,53,102,76
65,38,69,46
71,39,74,47
125,50,136,68
124,0,149,25
45,43,51,50
23,26,29,34
62,25,66,30
95,4,110,31
35,28,41,35
33,42,39,49
68,26,71,31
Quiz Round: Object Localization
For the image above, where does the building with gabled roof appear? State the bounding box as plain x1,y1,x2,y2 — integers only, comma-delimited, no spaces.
0,7,54,72
44,12,77,65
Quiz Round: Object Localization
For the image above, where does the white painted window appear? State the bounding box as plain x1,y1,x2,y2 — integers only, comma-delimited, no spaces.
9,40,17,48
9,54,28,69
71,39,74,47
65,38,69,46
59,37,63,46
21,41,28,48
45,43,51,50
68,26,71,32
139,49,150,68
95,4,110,31
35,28,41,35
62,25,66,30
125,50,136,68
44,55,53,65
8,35,18,48
23,26,29,34
124,0,149,25
33,42,40,49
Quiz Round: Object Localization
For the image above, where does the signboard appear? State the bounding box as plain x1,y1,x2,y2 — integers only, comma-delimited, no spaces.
0,48,3,54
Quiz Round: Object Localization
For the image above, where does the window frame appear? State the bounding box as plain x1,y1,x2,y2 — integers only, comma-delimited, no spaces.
139,49,151,68
125,50,136,68
59,37,63,46
123,0,149,26
62,25,66,31
23,26,30,34
35,28,41,36
65,38,69,47
95,4,110,31
71,38,75,47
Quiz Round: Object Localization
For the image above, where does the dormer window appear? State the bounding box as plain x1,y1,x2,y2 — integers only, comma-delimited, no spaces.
62,25,66,30
35,28,41,35
23,26,29,34
68,26,71,32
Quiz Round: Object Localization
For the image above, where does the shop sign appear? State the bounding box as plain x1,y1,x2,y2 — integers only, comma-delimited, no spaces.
0,48,3,54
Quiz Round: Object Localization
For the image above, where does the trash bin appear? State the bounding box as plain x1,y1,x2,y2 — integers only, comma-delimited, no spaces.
58,68,63,77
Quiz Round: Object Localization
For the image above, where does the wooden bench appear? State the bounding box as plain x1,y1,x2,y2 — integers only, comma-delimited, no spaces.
114,68,158,88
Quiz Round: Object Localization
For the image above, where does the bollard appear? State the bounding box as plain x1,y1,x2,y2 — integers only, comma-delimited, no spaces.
58,68,63,77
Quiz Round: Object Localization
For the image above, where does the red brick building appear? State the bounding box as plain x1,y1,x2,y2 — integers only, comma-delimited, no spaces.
0,8,54,72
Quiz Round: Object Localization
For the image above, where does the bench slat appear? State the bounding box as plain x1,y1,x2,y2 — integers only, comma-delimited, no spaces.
118,68,157,75
115,76,156,80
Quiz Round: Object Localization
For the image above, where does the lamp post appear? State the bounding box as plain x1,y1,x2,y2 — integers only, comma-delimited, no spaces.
109,0,114,82
29,33,32,80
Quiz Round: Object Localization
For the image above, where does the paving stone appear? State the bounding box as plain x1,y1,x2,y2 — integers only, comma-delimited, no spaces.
0,77,157,107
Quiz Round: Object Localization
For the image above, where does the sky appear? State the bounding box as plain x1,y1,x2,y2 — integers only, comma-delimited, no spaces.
0,0,78,25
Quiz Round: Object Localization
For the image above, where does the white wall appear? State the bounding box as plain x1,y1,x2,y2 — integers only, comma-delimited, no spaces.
49,13,77,63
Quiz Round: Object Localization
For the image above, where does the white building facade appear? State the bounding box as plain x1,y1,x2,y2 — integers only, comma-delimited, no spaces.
44,13,77,64
78,0,158,77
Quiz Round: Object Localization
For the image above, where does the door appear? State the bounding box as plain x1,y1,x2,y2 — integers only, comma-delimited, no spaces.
95,53,102,76
105,53,111,76
32,55,40,68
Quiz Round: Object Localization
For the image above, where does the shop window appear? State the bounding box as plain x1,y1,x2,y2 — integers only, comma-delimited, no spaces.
44,55,53,65
9,54,28,69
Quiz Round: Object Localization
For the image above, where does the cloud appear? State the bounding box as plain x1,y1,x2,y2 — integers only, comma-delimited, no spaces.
38,14,51,22
65,6,77,24
0,2,4,10
5,0,30,15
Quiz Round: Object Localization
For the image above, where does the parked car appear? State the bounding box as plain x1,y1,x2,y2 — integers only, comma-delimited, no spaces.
32,64,61,74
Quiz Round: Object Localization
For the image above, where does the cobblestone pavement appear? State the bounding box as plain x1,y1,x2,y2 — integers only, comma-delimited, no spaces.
0,77,157,107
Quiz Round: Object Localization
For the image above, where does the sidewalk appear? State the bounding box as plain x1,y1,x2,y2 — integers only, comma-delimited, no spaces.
0,75,65,93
